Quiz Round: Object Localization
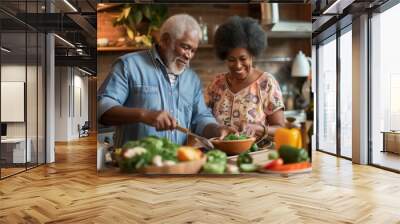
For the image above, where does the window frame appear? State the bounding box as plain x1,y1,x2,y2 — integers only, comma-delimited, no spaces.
314,21,353,160
0,1,48,180
368,0,400,173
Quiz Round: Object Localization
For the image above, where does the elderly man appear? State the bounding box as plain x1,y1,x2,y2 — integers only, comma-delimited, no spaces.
98,14,234,147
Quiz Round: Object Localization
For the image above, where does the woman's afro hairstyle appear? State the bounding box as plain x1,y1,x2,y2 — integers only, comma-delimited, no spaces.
214,16,267,60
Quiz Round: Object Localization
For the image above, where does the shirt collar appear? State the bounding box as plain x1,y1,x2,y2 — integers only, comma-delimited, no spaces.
150,45,166,68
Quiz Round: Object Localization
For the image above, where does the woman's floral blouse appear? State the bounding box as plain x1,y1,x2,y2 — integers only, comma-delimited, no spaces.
205,72,285,130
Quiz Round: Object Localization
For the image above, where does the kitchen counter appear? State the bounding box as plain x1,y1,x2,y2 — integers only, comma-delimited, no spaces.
97,149,312,177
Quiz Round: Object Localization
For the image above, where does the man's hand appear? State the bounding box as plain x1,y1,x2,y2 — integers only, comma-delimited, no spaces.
143,110,177,131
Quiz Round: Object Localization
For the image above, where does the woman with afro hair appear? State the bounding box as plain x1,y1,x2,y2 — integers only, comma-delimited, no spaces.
205,16,285,142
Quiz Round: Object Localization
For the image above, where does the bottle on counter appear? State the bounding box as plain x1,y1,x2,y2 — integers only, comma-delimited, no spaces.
286,91,294,111
198,16,208,45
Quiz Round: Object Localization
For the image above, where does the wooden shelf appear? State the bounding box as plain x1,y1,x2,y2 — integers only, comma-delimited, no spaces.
97,44,214,52
97,46,149,52
198,44,213,48
97,3,122,12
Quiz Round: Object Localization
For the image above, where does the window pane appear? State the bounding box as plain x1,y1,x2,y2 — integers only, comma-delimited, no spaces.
27,31,38,169
340,29,352,158
1,31,27,177
318,37,337,154
371,3,400,171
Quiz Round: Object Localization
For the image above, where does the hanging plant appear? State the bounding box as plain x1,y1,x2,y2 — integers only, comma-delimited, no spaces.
113,4,168,47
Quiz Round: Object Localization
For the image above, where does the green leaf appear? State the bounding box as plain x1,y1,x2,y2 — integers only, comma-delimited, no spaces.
239,163,258,172
132,10,143,25
206,150,227,165
148,24,158,34
112,19,121,27
135,157,145,169
116,14,123,22
126,27,135,40
122,140,140,149
127,16,136,32
203,163,225,174
142,35,152,47
157,6,168,21
122,7,131,19
142,5,151,19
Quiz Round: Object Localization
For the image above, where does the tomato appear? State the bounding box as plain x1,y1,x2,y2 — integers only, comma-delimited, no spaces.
264,158,284,169
269,162,311,171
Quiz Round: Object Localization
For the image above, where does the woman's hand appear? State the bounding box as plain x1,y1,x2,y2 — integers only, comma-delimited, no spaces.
202,123,237,139
234,121,264,138
215,125,238,140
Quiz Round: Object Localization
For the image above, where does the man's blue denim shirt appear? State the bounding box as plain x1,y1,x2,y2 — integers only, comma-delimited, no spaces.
98,46,217,147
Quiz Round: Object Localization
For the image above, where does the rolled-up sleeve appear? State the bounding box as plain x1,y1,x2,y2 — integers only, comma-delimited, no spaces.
191,83,218,135
97,59,130,122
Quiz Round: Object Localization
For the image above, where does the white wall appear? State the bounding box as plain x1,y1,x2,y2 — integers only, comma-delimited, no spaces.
54,67,89,141
55,66,69,141
1,65,26,137
1,64,46,164
73,73,89,138
1,65,37,137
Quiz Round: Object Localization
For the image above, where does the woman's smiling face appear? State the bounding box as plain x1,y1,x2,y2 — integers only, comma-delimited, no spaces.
225,48,253,80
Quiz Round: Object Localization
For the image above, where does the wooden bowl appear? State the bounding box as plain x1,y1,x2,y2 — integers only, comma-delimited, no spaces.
210,137,256,155
139,156,207,174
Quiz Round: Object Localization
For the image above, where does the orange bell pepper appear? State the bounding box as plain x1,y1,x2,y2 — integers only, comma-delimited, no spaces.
274,127,302,150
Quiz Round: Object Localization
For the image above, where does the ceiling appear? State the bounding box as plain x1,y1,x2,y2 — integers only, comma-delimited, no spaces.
98,0,309,2
0,0,96,14
1,32,45,65
311,0,390,43
0,0,97,74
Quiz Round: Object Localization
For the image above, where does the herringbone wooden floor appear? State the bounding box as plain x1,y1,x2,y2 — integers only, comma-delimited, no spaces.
1,135,400,224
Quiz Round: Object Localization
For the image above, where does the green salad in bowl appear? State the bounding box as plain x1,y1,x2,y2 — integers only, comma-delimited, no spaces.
223,134,249,141
210,134,256,156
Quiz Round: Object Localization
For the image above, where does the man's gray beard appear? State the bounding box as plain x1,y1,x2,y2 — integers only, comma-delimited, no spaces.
165,49,187,75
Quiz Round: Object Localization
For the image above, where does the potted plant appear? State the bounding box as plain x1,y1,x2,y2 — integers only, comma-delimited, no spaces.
113,4,168,48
